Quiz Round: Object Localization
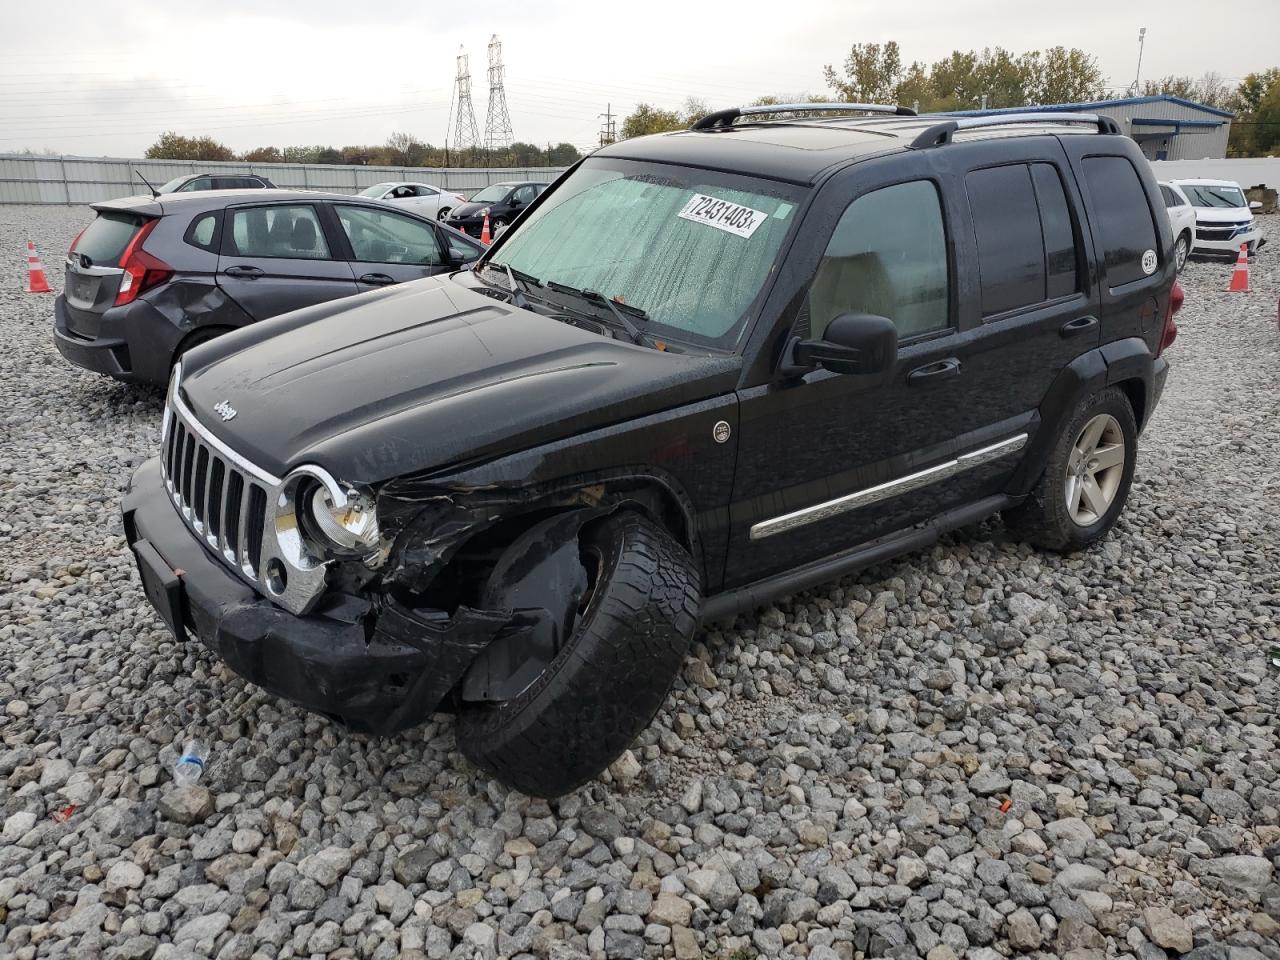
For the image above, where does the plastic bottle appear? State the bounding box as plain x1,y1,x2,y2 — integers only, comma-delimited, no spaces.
173,739,207,785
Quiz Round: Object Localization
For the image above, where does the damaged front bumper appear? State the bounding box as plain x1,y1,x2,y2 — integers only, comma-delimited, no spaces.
122,458,511,735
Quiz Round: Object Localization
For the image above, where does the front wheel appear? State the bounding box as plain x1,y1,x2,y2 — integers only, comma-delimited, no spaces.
1003,387,1138,552
457,511,700,797
437,207,451,222
1174,233,1190,273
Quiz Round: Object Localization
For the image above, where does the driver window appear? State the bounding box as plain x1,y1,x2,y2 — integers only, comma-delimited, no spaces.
512,185,536,205
336,205,443,265
808,179,950,341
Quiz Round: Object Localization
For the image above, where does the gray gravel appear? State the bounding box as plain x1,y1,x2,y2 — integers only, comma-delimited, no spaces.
2,203,1279,960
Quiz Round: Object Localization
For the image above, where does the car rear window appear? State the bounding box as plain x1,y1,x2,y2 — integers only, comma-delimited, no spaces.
1082,156,1160,287
73,212,145,267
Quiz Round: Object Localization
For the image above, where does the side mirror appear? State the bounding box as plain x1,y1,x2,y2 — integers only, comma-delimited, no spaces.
783,313,898,377
509,197,524,208
1249,200,1262,210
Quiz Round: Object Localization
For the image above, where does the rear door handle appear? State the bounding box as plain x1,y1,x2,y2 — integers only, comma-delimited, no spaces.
223,265,264,279
358,273,397,286
1059,315,1098,338
907,357,961,385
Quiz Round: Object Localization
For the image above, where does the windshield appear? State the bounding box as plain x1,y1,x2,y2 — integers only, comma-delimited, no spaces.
1180,183,1246,208
492,159,802,347
469,183,513,203
157,176,189,194
358,183,395,198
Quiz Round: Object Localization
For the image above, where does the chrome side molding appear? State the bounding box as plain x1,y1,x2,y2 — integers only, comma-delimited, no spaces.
749,434,1028,541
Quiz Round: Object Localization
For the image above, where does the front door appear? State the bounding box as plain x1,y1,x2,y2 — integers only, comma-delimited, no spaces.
329,203,455,291
724,153,1028,589
217,202,358,321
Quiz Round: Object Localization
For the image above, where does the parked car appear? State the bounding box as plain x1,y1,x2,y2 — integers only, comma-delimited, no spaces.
357,181,468,221
156,173,276,193
1158,182,1197,273
122,105,1180,797
54,189,485,386
444,180,548,237
1170,178,1265,258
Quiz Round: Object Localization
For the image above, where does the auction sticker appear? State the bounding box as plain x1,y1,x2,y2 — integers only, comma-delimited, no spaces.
678,194,766,238
1141,249,1157,275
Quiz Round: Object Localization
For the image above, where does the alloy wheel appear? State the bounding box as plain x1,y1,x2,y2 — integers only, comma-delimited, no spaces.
1065,413,1125,526
1175,235,1189,272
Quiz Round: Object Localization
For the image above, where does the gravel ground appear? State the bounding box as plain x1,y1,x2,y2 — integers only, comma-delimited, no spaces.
1,203,1278,960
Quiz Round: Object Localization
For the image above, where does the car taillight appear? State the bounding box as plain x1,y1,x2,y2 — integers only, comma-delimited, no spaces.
114,219,172,306
1157,279,1183,356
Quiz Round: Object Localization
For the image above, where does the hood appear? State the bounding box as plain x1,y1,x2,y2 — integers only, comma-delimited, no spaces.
1193,206,1253,225
179,276,739,483
448,200,494,220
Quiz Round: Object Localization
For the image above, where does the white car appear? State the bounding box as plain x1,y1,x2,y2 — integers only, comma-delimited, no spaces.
1169,179,1265,259
1158,182,1198,273
356,182,468,222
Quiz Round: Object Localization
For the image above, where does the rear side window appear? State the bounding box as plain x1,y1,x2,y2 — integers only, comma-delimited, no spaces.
967,165,1043,316
186,212,219,251
227,205,330,259
1082,157,1159,287
1030,164,1079,301
810,179,950,340
73,212,143,267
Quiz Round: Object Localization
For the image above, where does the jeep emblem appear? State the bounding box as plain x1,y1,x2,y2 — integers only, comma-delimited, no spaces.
713,420,731,443
213,400,237,422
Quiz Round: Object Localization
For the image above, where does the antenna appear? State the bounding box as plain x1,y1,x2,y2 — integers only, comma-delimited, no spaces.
450,46,481,164
134,168,159,198
1132,27,1147,94
483,34,514,164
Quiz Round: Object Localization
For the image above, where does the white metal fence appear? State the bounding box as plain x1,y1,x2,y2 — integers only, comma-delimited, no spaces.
1148,157,1280,188
0,155,569,205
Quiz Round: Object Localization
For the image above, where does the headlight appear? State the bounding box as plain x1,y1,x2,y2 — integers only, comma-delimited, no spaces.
307,485,380,553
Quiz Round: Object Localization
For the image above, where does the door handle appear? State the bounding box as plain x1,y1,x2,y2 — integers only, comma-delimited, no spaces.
1059,315,1098,338
223,265,264,279
358,273,397,286
907,357,961,385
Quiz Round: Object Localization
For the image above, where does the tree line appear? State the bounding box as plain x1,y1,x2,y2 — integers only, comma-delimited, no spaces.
618,42,1280,157
144,131,582,167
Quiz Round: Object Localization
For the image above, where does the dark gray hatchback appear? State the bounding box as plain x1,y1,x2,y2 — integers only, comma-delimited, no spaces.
54,189,486,386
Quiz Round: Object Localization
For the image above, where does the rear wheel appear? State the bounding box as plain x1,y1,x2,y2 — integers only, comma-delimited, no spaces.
437,207,451,221
1003,387,1138,552
457,511,700,797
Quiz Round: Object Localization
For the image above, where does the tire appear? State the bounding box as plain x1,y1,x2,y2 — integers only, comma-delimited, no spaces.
437,207,451,221
457,511,700,797
1174,232,1190,273
1003,386,1138,552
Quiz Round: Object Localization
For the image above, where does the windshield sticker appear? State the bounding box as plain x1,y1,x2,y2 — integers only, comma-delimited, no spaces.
678,194,767,238
1141,249,1157,275
774,201,794,220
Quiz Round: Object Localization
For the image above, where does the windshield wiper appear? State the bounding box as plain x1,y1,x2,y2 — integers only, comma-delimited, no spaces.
478,261,541,308
543,280,646,344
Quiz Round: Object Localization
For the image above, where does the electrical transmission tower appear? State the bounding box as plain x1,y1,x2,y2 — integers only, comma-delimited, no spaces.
599,104,617,147
448,46,480,164
483,34,515,164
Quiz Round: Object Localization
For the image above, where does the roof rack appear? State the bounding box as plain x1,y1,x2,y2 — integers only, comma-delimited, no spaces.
909,112,1122,149
691,102,917,131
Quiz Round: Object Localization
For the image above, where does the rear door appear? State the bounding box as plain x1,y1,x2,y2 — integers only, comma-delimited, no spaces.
328,203,456,290
217,201,358,321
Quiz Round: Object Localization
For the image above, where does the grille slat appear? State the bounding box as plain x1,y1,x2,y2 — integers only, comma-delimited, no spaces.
159,395,279,585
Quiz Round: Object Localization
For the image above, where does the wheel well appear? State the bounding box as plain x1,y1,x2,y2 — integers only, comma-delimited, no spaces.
172,325,234,365
1115,377,1146,429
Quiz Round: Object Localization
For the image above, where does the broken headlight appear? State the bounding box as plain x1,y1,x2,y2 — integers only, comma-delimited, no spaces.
307,485,380,554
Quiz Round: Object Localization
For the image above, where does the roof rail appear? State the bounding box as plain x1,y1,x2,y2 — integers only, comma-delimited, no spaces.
691,102,917,131
909,112,1123,149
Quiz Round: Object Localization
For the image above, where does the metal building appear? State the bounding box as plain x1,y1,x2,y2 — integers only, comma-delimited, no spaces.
946,95,1233,160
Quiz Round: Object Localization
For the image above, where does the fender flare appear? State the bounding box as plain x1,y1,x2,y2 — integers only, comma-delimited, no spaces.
1006,337,1154,497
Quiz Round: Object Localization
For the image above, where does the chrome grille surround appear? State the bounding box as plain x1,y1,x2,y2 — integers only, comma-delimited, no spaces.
159,367,335,616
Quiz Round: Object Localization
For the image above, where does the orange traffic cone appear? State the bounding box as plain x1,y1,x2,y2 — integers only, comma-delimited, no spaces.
480,213,491,245
26,240,52,294
1226,242,1249,293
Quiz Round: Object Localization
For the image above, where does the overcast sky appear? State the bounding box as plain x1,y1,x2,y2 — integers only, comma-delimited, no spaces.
2,0,1274,158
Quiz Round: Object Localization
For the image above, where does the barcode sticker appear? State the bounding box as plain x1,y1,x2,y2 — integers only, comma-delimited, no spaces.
677,194,767,238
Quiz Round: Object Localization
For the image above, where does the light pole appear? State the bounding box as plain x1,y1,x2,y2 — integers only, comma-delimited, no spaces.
1132,27,1147,94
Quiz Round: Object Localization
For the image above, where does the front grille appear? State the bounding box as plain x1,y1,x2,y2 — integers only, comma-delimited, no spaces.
1196,221,1250,241
161,393,279,581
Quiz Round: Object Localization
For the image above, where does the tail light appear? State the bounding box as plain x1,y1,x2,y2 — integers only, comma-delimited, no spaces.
114,219,172,306
1157,279,1183,357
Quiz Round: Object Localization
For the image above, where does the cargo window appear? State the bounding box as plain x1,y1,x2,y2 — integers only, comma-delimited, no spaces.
1082,156,1160,287
228,205,330,260
186,213,219,252
811,179,950,340
72,212,143,267
1030,163,1080,301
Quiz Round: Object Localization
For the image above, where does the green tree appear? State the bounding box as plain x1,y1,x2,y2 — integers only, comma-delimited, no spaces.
1032,46,1105,104
548,142,581,165
824,41,902,103
1256,80,1280,153
241,146,282,163
620,103,684,139
145,131,235,161
316,147,344,164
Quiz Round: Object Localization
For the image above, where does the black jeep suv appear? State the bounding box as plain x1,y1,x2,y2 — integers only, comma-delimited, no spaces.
123,104,1181,797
